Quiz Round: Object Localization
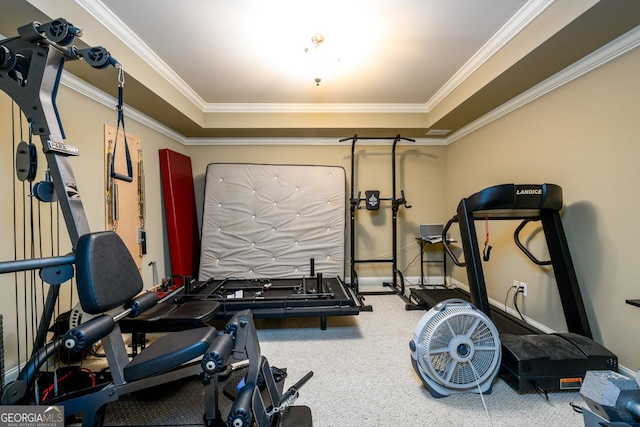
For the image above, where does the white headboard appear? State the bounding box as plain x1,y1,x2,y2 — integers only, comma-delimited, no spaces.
198,163,346,280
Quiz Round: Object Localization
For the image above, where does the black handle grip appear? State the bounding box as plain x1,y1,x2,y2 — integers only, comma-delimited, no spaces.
514,219,552,266
110,172,133,183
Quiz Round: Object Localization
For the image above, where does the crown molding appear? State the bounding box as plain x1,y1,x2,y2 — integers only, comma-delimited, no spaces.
203,103,428,114
424,0,555,111
447,24,640,145
184,137,447,146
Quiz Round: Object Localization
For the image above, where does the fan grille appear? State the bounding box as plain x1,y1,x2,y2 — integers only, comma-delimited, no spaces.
420,305,499,388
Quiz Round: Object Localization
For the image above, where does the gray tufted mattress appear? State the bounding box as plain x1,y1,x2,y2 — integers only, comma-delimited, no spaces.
199,163,346,280
192,163,360,325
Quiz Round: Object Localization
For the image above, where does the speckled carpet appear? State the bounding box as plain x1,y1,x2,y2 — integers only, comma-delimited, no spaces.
96,293,586,426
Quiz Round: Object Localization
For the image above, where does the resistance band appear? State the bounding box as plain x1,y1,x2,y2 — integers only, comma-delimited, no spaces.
483,216,492,261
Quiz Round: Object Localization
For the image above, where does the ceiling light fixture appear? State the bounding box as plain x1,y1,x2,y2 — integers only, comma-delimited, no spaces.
305,33,326,86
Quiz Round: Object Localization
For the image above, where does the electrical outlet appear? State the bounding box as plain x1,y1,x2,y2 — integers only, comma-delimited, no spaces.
513,279,519,289
518,282,528,297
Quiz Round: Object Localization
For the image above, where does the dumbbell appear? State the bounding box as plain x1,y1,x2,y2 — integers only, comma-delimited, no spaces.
580,370,640,424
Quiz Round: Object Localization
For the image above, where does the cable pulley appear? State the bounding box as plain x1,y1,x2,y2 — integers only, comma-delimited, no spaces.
76,46,117,69
0,45,17,71
39,18,81,46
32,181,54,202
15,140,37,182
32,170,57,203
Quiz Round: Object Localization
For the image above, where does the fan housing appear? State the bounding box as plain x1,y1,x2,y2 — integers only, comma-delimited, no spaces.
410,298,501,398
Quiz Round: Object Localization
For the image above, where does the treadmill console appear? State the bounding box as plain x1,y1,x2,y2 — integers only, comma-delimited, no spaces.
465,183,563,218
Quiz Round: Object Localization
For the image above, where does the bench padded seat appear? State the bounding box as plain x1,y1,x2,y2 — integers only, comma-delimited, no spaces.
119,300,220,333
124,327,218,382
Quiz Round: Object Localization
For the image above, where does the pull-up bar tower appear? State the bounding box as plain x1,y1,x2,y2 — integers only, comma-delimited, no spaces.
340,134,414,307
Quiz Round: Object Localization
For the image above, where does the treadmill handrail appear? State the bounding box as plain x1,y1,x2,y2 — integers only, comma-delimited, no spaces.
514,219,553,266
442,217,465,267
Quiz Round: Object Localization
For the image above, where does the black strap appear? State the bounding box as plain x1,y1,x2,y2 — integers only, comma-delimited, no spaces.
110,85,133,182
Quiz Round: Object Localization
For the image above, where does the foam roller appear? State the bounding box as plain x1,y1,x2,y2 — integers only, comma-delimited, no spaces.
63,314,114,351
127,292,158,317
225,309,251,335
224,313,241,336
201,333,234,374
227,384,254,427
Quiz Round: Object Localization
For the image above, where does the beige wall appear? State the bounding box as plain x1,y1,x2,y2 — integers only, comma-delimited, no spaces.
0,84,185,372
445,46,640,371
186,143,448,282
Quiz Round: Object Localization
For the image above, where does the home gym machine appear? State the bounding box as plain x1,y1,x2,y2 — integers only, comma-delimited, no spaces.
340,134,413,307
0,18,313,426
410,183,617,393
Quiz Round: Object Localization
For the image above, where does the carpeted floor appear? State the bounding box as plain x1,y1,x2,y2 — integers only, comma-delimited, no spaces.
98,292,586,426
254,293,586,427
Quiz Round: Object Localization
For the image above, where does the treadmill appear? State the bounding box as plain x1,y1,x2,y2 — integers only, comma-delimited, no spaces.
411,183,618,393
